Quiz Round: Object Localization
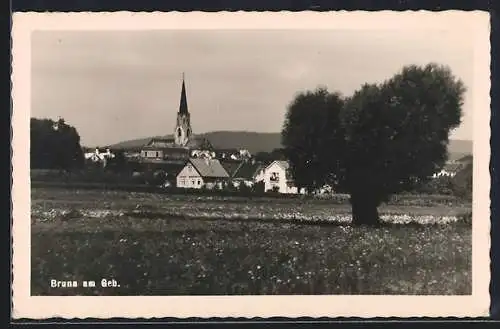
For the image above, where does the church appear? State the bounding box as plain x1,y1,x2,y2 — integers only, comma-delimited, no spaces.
139,75,213,166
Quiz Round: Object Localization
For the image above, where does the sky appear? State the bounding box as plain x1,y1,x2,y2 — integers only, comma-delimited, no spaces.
31,29,475,147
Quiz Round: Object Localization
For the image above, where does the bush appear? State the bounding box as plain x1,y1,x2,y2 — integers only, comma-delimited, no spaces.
252,181,265,194
457,211,472,225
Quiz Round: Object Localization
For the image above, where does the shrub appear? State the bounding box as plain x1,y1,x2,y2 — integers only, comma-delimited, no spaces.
457,211,472,225
252,181,265,194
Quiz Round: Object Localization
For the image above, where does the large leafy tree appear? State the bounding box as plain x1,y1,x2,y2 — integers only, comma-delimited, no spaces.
282,87,345,193
282,63,466,225
31,118,85,170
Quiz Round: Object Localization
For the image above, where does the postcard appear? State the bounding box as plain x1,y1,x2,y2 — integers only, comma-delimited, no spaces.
12,11,490,319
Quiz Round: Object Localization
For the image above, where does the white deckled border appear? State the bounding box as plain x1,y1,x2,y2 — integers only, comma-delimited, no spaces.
11,11,491,319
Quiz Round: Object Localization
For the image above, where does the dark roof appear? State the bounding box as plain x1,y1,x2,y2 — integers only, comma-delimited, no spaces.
189,158,229,178
220,160,243,177
140,161,186,175
145,138,176,148
179,76,188,115
215,148,240,154
186,137,213,149
442,162,464,173
233,162,262,180
142,146,190,153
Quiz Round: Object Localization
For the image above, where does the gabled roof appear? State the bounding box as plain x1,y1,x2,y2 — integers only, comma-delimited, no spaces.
220,160,243,177
233,162,262,180
142,145,190,154
442,162,464,173
141,161,186,175
186,137,213,150
266,160,290,171
188,158,229,178
264,160,294,180
145,138,175,148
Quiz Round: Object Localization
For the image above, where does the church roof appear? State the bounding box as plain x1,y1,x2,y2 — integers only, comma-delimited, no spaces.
186,137,213,150
145,138,176,148
179,74,188,115
188,158,229,178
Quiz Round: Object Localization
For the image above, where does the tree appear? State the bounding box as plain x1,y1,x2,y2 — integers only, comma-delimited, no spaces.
253,148,287,163
451,162,473,199
252,181,265,194
106,149,128,173
281,63,466,226
30,118,85,171
282,87,345,194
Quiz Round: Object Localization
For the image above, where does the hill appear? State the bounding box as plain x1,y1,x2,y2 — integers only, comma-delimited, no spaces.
107,131,472,158
108,131,282,154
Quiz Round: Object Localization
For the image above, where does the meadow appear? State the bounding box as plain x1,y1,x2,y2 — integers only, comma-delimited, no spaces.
31,187,472,296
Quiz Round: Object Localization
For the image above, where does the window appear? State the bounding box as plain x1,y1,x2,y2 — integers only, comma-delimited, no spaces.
198,180,201,185
270,172,280,182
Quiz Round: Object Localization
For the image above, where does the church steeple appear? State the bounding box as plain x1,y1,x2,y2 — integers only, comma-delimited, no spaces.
174,72,192,147
179,72,188,115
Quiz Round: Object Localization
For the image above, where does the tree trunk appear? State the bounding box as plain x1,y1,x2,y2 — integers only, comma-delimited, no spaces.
350,191,381,226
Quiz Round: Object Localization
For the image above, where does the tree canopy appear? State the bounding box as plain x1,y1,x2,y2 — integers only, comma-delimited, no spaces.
31,118,85,170
282,87,345,193
282,63,466,225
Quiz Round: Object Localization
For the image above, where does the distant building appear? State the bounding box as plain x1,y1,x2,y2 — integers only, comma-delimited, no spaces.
84,147,115,167
220,159,244,179
139,74,213,165
259,160,305,194
432,161,464,179
214,148,252,161
231,161,263,188
176,158,230,189
191,149,216,159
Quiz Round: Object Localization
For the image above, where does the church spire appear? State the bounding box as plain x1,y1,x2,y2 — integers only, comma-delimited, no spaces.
179,72,188,115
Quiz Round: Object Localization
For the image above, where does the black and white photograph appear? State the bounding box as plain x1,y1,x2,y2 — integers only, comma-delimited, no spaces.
12,11,490,318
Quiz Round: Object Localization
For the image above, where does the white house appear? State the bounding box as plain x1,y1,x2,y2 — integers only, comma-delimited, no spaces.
215,148,252,161
84,148,115,167
176,158,230,189
259,160,305,194
191,149,216,159
432,162,463,179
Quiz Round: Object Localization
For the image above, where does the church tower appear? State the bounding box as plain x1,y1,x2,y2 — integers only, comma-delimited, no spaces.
174,73,192,147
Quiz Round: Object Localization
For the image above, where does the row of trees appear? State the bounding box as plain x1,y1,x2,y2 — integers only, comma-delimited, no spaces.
31,117,127,172
282,63,466,226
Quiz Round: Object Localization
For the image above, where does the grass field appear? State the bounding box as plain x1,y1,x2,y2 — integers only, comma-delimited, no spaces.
31,187,472,296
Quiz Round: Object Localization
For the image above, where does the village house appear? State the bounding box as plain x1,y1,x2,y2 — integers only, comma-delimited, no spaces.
432,161,464,179
259,160,305,194
84,147,115,167
220,159,244,180
215,148,252,161
176,158,230,189
139,75,213,165
191,149,216,159
140,138,191,162
231,161,264,188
